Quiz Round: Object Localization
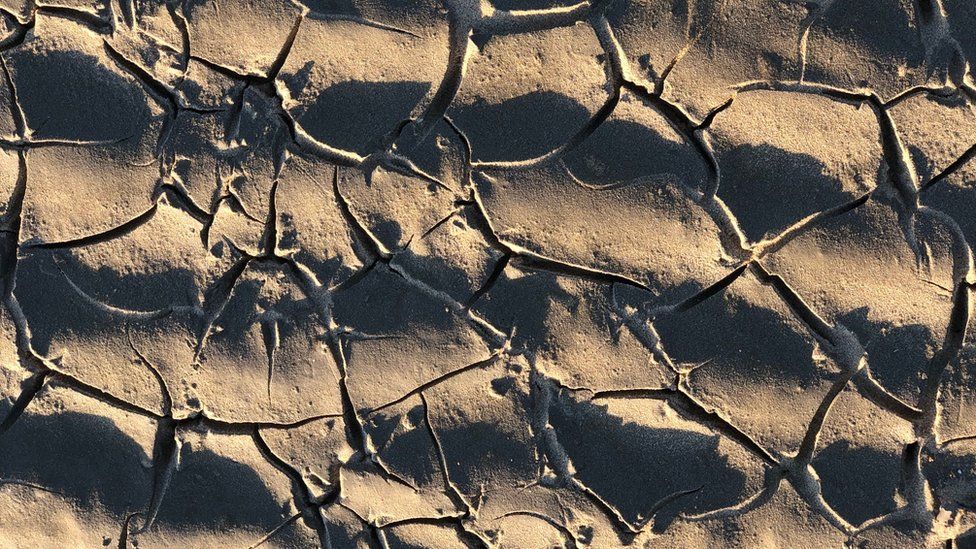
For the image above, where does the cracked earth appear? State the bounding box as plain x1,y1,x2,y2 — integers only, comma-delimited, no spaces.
0,0,974,547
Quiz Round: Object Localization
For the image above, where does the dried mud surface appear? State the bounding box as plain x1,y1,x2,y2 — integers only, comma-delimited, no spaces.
0,0,975,547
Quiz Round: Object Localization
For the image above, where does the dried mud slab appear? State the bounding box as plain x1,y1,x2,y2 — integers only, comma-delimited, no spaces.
0,0,975,547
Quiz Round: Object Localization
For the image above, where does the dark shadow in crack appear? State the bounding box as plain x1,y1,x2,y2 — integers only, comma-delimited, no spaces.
470,266,577,352
207,271,314,340
153,443,287,531
805,0,925,91
654,278,821,387
392,244,500,304
13,253,198,355
563,118,707,190
436,419,539,494
369,403,442,488
715,143,860,243
449,91,592,163
332,265,461,334
836,307,928,404
922,178,976,246
961,529,976,549
0,409,151,516
811,440,900,527
39,251,198,313
298,0,358,14
489,0,580,9
945,0,976,66
295,80,431,156
923,441,976,511
548,393,750,529
9,48,153,142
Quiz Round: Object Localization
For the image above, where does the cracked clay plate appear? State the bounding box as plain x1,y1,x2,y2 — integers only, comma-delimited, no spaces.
0,0,975,547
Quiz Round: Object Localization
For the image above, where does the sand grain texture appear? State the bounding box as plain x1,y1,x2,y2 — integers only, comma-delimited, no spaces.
0,0,974,547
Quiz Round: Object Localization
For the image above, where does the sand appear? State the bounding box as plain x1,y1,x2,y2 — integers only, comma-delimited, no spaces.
0,0,974,547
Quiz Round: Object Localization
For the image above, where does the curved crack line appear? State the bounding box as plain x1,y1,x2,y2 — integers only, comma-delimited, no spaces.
331,166,392,262
0,370,47,439
0,54,27,139
884,83,959,109
4,277,346,435
733,80,927,264
556,20,750,260
117,511,142,549
165,0,191,82
491,509,580,548
33,4,113,32
592,14,722,203
365,353,501,416
400,12,471,149
418,392,485,539
470,15,621,173
135,417,178,534
0,476,67,497
475,0,611,36
672,388,780,468
245,512,302,549
302,7,421,39
940,433,976,447
192,254,251,363
750,190,874,258
528,369,642,538
322,332,383,471
179,11,305,84
750,261,924,422
588,384,779,469
467,173,654,292
0,11,34,51
468,80,620,172
644,485,704,530
0,150,27,300
25,203,159,252
793,357,864,466
663,262,750,315
0,2,972,540
681,476,781,522
921,143,976,193
4,293,164,418
101,38,207,157
324,207,509,351
252,428,330,546
54,261,197,322
628,82,721,198
127,331,173,415
915,216,972,440
793,0,835,82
